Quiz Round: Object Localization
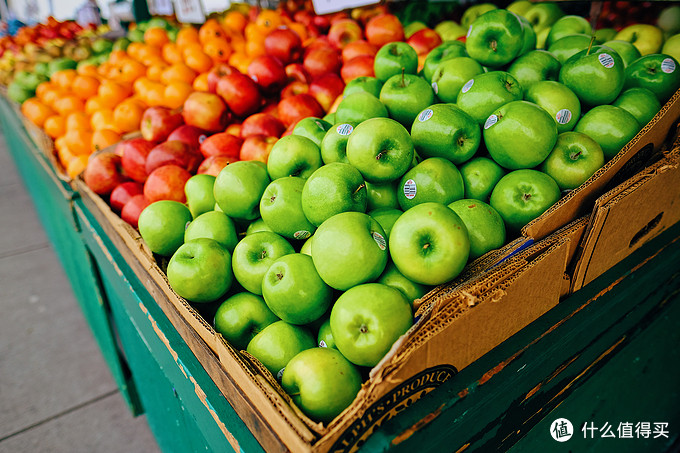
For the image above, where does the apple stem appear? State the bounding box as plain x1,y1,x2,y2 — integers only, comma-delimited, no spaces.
270,195,276,203
354,183,366,195
360,324,368,334
570,151,582,160
376,150,386,160
423,243,430,250
522,193,532,202
260,250,267,260
276,272,283,280
586,35,596,55
491,40,497,52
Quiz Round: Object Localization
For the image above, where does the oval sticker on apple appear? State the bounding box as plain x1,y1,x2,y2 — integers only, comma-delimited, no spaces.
461,79,474,94
431,81,438,94
277,368,285,380
418,109,434,122
372,232,387,250
467,25,472,38
598,53,615,69
337,123,354,135
198,134,207,144
403,179,417,199
319,340,328,348
662,58,676,74
556,109,572,124
294,230,311,240
484,114,498,130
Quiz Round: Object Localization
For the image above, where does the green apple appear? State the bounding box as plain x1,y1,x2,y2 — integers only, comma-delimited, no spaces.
343,76,383,98
574,105,641,161
517,15,537,56
489,169,561,231
184,211,238,253
185,174,216,219
624,54,680,103
434,21,467,42
246,217,273,235
461,3,498,29
459,156,506,201
300,235,313,256
594,28,618,43
379,73,435,127
524,80,581,133
292,117,332,147
483,100,558,169
368,207,402,239
546,15,592,48
246,321,315,377
507,49,561,88
320,122,356,165
214,292,279,350
602,40,642,67
658,5,680,36
317,318,336,349
330,283,412,367
430,56,484,103
281,347,361,423
547,34,592,64
540,131,605,190
346,117,414,183
377,261,430,307
559,45,625,107
231,231,295,295
389,202,470,285
535,27,551,50
661,34,680,63
448,199,506,260
397,157,465,211
466,9,525,68
507,1,533,17
456,71,523,125
614,24,664,56
524,3,564,32
404,21,428,39
267,135,322,180
260,177,316,240
138,200,192,257
422,41,468,83
323,112,336,124
334,92,389,124
311,212,388,290
214,160,270,220
373,42,418,82
612,87,662,126
301,163,367,227
366,181,399,211
167,238,233,303
411,103,480,165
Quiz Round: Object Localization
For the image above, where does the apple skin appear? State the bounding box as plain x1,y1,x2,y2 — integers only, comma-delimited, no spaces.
373,41,418,82
291,117,332,148
200,132,243,159
407,28,443,57
143,164,192,203
379,73,435,127
343,76,383,98
346,117,414,183
410,103,480,165
303,46,342,80
489,169,561,232
309,74,346,114
214,160,271,221
614,24,664,56
248,55,287,94
397,157,465,211
389,202,470,285
540,131,606,190
662,34,680,63
574,105,641,161
121,195,150,229
461,3,498,30
239,135,277,163
216,71,263,118
459,157,506,201
456,71,523,125
330,283,412,367
546,15,592,48
138,200,193,257
434,21,467,42
119,138,157,183
317,318,336,349
214,292,279,351
624,54,680,103
167,238,233,303
334,92,388,124
277,94,325,128
342,40,378,62
231,231,295,295
465,9,524,68
267,135,322,180
484,100,558,170
366,182,399,212
377,261,430,307
329,18,363,49
422,41,467,83
140,106,184,143
260,177,316,240
110,181,144,213
184,174,216,219
559,46,625,108
430,56,484,104
145,140,202,175
264,27,302,65
198,156,237,178
246,218,273,236
340,55,375,84
602,40,642,67
507,49,561,88
365,13,405,48
612,87,662,126
320,122,357,165
448,199,506,260
281,347,362,423
262,253,333,325
182,92,230,133
185,211,238,253
246,321,316,378
311,212,388,291
84,152,127,196
241,113,286,138
301,163,367,227
547,34,592,65
523,3,564,33
524,81,581,133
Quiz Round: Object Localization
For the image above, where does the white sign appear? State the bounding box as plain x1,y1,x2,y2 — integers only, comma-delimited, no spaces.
311,0,379,15
173,0,204,24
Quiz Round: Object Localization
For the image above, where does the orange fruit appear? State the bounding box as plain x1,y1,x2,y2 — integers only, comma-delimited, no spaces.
44,115,66,138
72,75,101,100
161,42,182,65
163,81,193,109
144,27,169,48
133,76,154,95
85,96,110,115
143,82,166,107
91,129,122,152
199,18,226,44
255,10,284,32
90,109,117,132
53,95,84,116
137,45,163,65
56,142,75,167
226,31,246,54
288,23,308,41
228,52,252,74
51,69,78,90
160,63,197,85
192,73,210,92
98,80,132,107
113,99,145,132
116,58,147,84
77,62,99,77
244,23,264,43
108,49,128,65
63,129,93,156
35,81,54,100
126,42,145,61
246,39,266,58
203,37,232,63
66,111,91,131
223,11,248,34
146,61,168,82
67,155,89,179
184,48,213,73
176,26,200,49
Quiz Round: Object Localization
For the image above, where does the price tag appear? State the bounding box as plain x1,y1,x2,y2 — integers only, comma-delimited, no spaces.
173,0,204,24
311,0,380,15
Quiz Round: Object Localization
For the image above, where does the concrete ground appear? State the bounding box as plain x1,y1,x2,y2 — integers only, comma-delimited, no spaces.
0,135,161,452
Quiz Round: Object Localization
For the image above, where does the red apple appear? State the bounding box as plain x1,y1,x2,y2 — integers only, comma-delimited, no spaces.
199,132,243,159
278,93,325,126
303,37,334,58
143,164,192,203
207,63,238,93
197,155,239,176
261,101,280,117
110,181,144,212
167,124,208,148
309,73,345,111
140,106,184,143
303,46,341,79
240,113,286,138
285,63,311,84
340,55,375,82
239,135,277,162
407,28,443,56
145,140,202,174
365,13,404,47
247,55,287,93
225,123,242,136
264,27,303,65
294,10,314,27
216,72,263,118
121,194,150,229
281,81,309,99
342,40,377,62
119,138,156,183
328,19,363,49
182,92,230,133
84,152,127,196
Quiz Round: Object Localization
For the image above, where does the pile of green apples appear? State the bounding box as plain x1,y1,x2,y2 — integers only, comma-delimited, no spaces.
134,3,680,424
